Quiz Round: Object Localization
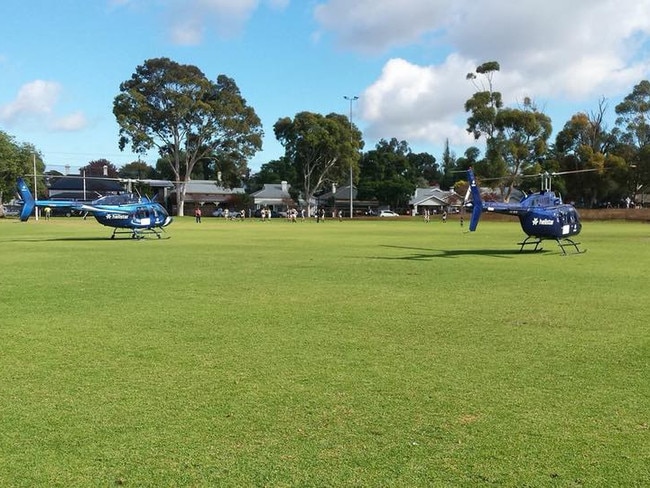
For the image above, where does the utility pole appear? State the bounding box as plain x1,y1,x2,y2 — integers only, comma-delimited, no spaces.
344,95,358,219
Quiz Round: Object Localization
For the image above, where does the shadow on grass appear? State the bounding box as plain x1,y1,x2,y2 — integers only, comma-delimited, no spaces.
4,235,170,242
376,244,550,259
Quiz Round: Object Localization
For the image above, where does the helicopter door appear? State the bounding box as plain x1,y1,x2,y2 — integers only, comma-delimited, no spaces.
558,211,570,235
135,207,151,226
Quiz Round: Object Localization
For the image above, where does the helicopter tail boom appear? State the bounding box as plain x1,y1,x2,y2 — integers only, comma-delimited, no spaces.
467,169,483,231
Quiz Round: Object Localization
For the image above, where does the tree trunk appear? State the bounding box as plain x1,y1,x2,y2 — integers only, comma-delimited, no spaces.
176,181,188,216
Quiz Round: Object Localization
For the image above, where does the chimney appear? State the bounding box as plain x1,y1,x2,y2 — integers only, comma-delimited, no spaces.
281,181,288,193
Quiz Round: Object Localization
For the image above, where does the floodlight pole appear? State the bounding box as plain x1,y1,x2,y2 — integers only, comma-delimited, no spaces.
344,95,358,219
32,153,38,220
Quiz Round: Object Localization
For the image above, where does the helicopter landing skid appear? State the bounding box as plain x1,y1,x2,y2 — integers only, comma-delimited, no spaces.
110,227,166,240
517,236,586,255
517,236,544,253
556,238,586,256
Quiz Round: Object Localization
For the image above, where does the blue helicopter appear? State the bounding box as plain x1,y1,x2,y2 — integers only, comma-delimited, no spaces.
16,177,173,239
465,168,585,254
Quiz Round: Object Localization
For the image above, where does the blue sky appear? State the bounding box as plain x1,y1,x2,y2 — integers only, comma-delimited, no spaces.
2,0,650,175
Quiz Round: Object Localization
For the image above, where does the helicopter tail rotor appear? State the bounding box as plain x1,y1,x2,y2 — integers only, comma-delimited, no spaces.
466,168,483,231
16,178,35,221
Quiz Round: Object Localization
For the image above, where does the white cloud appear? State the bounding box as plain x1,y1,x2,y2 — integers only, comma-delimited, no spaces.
0,80,61,123
314,0,453,53
443,0,650,100
0,80,88,132
361,55,476,147
315,0,650,148
50,111,89,132
164,0,289,45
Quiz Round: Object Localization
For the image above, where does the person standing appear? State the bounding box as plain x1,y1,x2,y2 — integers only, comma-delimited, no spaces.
194,207,202,223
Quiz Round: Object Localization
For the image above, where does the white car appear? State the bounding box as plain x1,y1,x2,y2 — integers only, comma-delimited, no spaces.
1,204,21,217
379,210,399,217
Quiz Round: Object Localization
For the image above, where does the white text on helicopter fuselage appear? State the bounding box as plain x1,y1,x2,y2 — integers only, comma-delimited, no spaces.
105,214,129,220
532,218,554,226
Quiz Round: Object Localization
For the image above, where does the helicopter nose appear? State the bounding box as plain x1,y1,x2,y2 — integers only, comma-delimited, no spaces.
163,216,173,227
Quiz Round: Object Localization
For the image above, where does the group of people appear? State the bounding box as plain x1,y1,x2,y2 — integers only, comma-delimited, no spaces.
196,207,248,223
422,209,447,223
193,205,462,225
282,208,303,222
193,206,352,223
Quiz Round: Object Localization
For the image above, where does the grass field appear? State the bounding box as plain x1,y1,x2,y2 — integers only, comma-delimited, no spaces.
0,215,648,487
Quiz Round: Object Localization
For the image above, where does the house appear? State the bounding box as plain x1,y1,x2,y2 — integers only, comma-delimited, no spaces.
47,176,124,201
317,184,355,211
317,184,377,216
409,187,460,215
175,180,246,214
251,181,296,212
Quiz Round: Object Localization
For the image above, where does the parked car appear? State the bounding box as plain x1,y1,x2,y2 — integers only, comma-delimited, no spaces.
379,210,399,217
51,207,81,217
1,204,21,217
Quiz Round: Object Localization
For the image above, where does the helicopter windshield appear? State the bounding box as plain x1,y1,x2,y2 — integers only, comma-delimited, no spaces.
524,192,561,207
153,204,168,217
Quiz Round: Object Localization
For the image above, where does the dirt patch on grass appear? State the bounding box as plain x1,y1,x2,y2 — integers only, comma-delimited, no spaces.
459,413,480,425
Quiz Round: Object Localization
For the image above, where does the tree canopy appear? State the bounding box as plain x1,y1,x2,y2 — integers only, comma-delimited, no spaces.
0,131,45,202
465,62,553,200
274,111,362,214
358,138,434,209
247,156,298,193
613,81,650,203
79,159,120,178
119,160,157,180
113,57,263,215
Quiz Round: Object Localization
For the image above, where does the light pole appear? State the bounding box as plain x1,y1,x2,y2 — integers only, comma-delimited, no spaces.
344,95,358,218
32,153,38,220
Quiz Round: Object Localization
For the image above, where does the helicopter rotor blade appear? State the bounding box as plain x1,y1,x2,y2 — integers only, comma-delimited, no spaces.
551,168,599,176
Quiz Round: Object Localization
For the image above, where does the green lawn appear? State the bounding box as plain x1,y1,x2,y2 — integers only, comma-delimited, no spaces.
1,216,648,486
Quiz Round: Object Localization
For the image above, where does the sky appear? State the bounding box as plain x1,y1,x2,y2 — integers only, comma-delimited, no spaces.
2,0,650,175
